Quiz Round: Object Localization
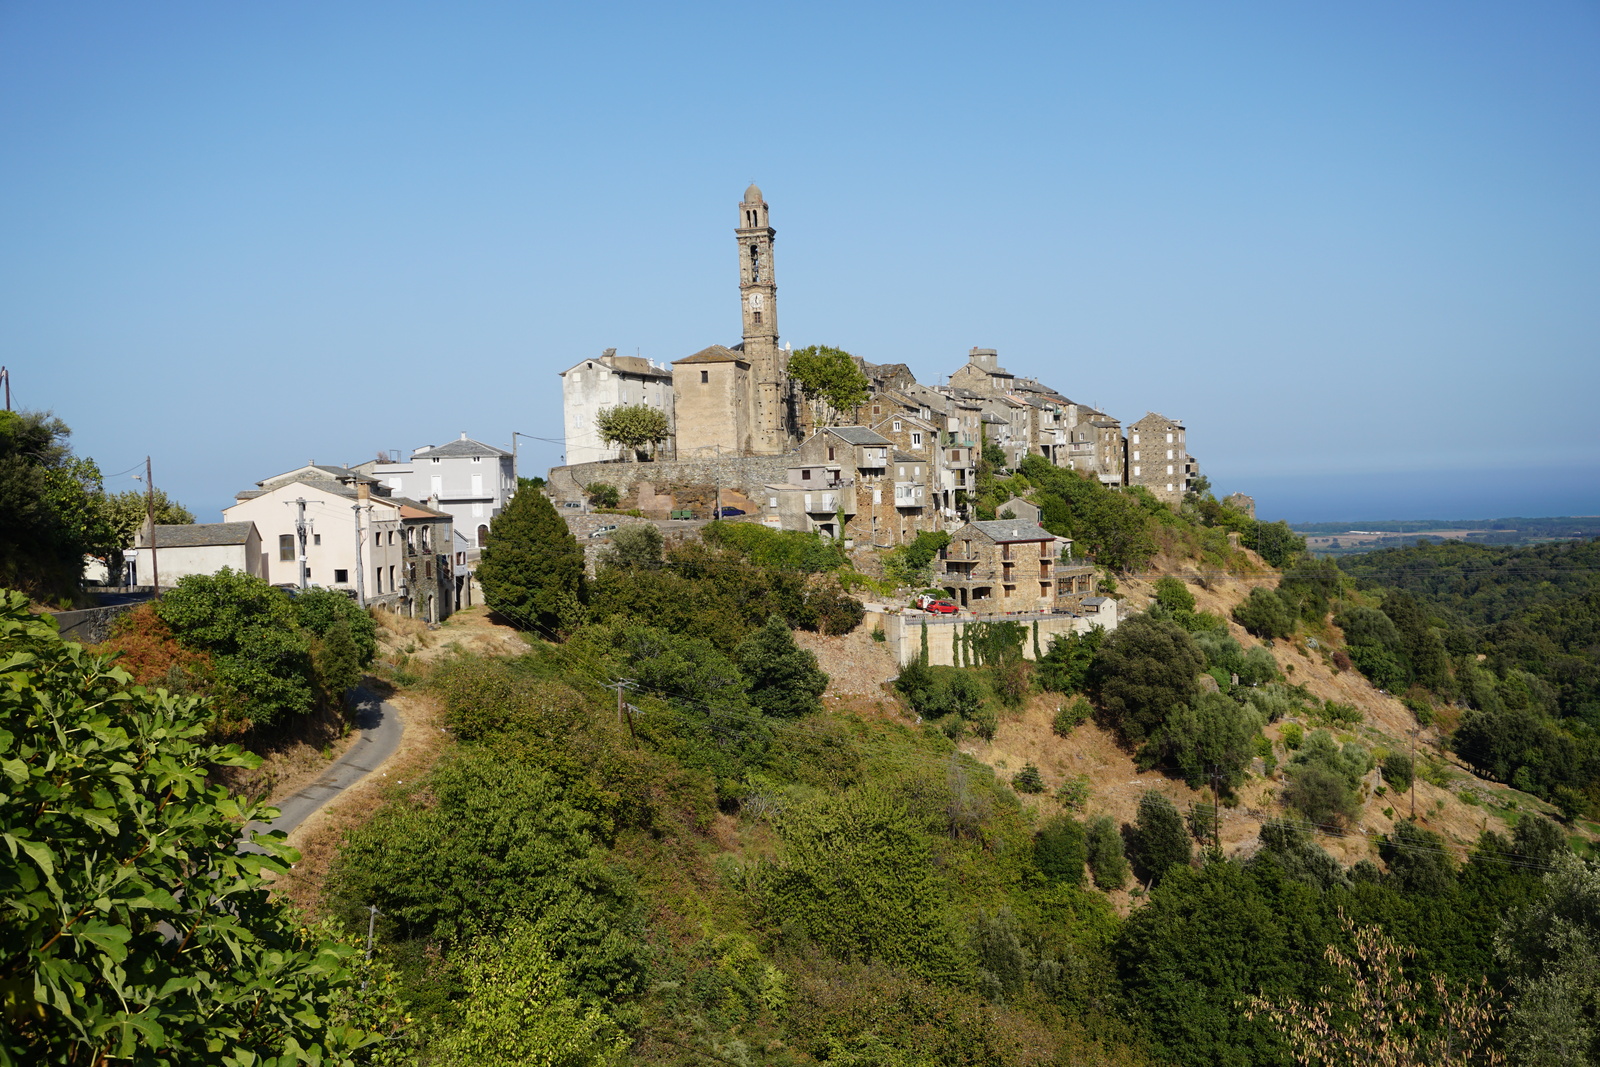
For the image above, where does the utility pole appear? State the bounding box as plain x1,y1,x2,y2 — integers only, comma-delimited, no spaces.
1,366,9,410
353,482,371,607
604,680,635,733
144,456,160,594
361,905,380,990
1211,766,1222,856
294,498,311,590
1410,728,1418,820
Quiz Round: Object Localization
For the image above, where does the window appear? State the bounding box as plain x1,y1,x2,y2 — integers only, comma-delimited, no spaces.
313,533,321,546
1132,433,1140,444
477,524,488,548
1132,450,1140,461
374,567,382,593
279,534,294,561
1166,449,1174,460
768,496,777,507
700,370,709,383
892,420,901,431
1133,465,1142,477
1166,432,1174,443
1167,464,1174,475
911,432,922,447
334,569,348,584
802,468,812,480
431,457,441,464
570,371,582,384
827,446,835,461
898,466,904,477
471,456,481,463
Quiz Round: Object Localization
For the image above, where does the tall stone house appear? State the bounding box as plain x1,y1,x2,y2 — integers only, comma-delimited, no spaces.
557,350,675,465
936,519,1099,614
1126,412,1191,505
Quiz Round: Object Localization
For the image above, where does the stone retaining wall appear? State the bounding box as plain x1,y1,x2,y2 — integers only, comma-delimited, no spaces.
48,603,140,645
881,603,1120,667
548,456,794,514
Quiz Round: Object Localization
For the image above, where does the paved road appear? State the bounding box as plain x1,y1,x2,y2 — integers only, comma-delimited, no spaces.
243,686,403,848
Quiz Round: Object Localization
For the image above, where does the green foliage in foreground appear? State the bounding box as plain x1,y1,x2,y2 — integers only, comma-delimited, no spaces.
0,590,391,1065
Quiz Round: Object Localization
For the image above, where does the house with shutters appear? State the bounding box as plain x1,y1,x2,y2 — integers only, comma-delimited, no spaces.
936,519,1099,615
353,434,515,559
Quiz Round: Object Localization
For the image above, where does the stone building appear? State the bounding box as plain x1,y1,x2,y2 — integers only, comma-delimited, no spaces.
558,350,675,465
1126,412,1189,504
936,519,1098,614
674,184,799,457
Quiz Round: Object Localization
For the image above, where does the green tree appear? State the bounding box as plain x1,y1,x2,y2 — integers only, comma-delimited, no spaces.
759,788,963,980
97,486,196,585
1145,691,1263,790
788,345,869,426
737,615,828,718
293,586,378,666
599,523,663,569
594,404,670,460
584,482,620,508
1231,587,1296,640
1034,816,1087,885
1380,752,1414,792
428,919,629,1067
1246,520,1305,568
1086,814,1130,890
1087,614,1207,744
153,568,316,729
1037,626,1104,694
0,410,109,599
1133,791,1191,886
1154,577,1196,614
479,487,588,633
1495,855,1600,1067
0,591,390,1064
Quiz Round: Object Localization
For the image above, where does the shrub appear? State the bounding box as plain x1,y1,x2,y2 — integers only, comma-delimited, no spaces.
1232,588,1296,640
808,585,865,635
1381,753,1414,792
1154,577,1196,614
1052,696,1092,737
1037,627,1104,694
1013,763,1045,794
1133,792,1192,885
1085,815,1129,890
1055,775,1090,810
1034,816,1087,885
584,482,620,508
737,615,828,718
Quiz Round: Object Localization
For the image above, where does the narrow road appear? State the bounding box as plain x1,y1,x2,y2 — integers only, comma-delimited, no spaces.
243,685,403,848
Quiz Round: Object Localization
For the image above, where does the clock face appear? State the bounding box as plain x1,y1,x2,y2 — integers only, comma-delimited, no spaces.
748,292,764,310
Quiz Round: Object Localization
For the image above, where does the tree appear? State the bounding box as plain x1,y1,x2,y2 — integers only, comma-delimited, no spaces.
737,615,828,718
1087,615,1207,744
1037,626,1104,694
0,410,107,599
0,591,390,1064
1086,815,1130,890
1154,577,1196,614
1146,691,1263,790
479,487,587,633
1133,792,1191,886
1232,587,1296,640
1495,855,1600,1067
1245,912,1503,1067
98,486,196,585
788,345,869,426
1245,520,1305,568
599,523,663,570
594,404,670,461
1034,816,1087,885
152,568,316,730
428,919,629,1067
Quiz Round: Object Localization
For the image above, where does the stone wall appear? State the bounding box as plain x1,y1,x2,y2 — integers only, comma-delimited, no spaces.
881,604,1119,668
548,455,794,514
48,602,141,645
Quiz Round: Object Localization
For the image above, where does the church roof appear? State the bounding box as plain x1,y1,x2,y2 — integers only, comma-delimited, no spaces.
674,345,747,366
744,183,763,204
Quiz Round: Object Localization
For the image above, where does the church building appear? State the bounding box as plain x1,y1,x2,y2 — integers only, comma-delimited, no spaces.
671,184,799,457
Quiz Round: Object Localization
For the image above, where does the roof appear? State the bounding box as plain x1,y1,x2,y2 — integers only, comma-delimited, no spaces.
1133,411,1181,428
415,435,511,459
744,182,763,204
826,426,891,446
257,463,378,489
1082,596,1111,607
137,522,258,549
674,344,747,366
966,520,1054,543
892,451,922,463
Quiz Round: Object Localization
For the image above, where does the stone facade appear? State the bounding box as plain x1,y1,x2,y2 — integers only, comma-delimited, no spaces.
1126,412,1189,505
936,519,1097,615
882,602,1118,667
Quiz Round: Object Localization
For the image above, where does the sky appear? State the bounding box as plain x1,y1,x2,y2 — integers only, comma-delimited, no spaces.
3,1,1597,524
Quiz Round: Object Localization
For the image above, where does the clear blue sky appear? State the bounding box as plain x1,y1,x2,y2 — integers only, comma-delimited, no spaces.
4,1,1597,523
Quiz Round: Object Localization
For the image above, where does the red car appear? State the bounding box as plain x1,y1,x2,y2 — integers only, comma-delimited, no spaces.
916,595,959,614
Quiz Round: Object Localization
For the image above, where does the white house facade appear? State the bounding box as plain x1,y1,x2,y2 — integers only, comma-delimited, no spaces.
559,349,675,466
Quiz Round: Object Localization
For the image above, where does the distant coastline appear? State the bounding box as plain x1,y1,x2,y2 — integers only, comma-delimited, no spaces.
1291,515,1600,557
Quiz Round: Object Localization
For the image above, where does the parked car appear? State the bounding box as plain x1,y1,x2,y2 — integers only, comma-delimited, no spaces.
915,594,959,614
718,506,745,517
589,524,618,537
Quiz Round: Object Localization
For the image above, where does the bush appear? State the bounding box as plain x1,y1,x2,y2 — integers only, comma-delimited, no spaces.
1013,763,1045,794
1034,816,1087,885
1052,696,1092,737
808,585,866,635
1154,577,1196,614
1085,815,1129,890
1381,752,1414,792
1037,626,1104,694
584,482,620,508
737,615,828,718
1133,792,1191,886
1055,775,1090,810
1232,588,1296,640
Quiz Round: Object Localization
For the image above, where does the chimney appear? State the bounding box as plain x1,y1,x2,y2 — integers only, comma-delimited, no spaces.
460,432,467,440
357,482,370,503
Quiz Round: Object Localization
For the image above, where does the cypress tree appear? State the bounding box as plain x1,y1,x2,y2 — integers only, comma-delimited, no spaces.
737,615,828,718
477,488,586,633
1086,815,1129,890
1133,791,1191,886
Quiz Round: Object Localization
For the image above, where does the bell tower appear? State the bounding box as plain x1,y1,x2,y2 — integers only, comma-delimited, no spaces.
737,184,790,452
